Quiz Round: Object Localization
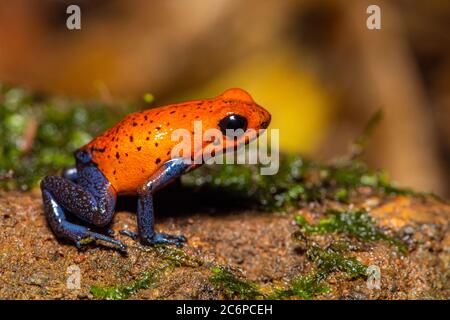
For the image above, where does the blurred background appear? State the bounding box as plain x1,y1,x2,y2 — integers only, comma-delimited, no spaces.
0,0,449,196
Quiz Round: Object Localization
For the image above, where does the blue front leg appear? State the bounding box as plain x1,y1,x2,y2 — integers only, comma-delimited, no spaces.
134,158,190,247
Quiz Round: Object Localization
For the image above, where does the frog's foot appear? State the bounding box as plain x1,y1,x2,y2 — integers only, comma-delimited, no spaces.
74,227,127,252
141,232,187,248
120,230,186,247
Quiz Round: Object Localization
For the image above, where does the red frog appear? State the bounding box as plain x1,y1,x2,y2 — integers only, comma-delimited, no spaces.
41,88,271,251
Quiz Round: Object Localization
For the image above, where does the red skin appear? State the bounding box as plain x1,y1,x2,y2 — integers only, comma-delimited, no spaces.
80,88,271,194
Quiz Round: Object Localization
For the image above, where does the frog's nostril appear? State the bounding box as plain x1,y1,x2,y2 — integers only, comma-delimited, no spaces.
260,121,269,129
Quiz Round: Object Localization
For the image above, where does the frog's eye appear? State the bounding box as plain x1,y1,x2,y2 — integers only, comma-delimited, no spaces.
218,114,248,137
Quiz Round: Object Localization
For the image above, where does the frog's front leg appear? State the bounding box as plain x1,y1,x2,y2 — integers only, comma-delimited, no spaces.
40,166,126,251
134,158,191,247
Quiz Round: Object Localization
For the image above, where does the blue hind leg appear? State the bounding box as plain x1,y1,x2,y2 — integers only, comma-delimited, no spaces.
41,165,126,251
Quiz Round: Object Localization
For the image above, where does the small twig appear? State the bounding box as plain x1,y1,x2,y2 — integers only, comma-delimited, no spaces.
20,117,38,154
349,109,383,160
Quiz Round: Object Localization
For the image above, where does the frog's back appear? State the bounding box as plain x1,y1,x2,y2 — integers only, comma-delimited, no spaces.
79,100,206,194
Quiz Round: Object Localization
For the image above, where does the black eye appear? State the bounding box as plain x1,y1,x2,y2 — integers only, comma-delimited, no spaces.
218,114,248,137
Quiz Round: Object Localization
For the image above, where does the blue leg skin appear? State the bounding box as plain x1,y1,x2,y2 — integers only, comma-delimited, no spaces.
64,165,115,236
133,158,190,247
62,167,78,181
41,165,126,251
119,229,138,240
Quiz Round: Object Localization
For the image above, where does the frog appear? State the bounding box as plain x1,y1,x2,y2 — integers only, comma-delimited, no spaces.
40,88,271,251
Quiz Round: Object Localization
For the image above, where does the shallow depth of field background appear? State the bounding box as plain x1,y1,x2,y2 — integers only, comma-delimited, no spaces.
0,0,449,196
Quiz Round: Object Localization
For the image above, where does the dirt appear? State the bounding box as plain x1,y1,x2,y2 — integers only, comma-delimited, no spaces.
0,188,448,300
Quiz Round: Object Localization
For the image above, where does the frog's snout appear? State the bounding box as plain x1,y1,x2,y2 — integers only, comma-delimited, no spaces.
260,120,270,129
258,107,271,130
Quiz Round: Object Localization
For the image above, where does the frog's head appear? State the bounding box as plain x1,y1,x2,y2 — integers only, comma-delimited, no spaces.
201,88,271,155
153,88,271,164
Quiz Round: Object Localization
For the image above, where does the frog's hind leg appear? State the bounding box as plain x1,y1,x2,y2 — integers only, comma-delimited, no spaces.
40,167,126,251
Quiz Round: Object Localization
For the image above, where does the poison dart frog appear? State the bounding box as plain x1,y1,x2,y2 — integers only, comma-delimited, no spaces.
41,88,271,251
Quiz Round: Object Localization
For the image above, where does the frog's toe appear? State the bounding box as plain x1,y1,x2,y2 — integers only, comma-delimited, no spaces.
119,229,138,240
167,233,187,243
141,232,187,247
158,232,187,245
79,230,127,252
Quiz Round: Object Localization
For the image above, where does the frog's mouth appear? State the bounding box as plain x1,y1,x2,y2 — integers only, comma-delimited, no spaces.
216,127,267,156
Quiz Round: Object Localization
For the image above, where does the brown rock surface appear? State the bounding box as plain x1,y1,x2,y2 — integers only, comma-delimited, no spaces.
0,190,448,299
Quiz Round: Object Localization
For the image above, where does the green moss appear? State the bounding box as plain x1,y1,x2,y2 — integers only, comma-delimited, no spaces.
153,245,203,268
182,153,418,212
209,266,262,300
295,209,407,252
90,245,202,300
307,245,368,278
268,274,330,300
90,269,161,300
325,162,415,197
269,244,368,300
0,84,133,190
